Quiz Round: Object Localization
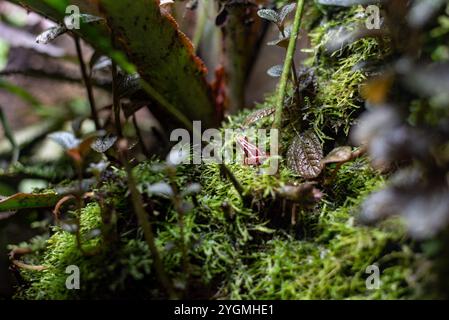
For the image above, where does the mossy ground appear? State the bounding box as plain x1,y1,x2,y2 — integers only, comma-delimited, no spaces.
9,4,428,300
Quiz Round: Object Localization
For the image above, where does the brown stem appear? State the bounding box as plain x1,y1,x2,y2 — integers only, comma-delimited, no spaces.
111,61,123,138
74,36,101,131
132,114,150,158
118,139,177,299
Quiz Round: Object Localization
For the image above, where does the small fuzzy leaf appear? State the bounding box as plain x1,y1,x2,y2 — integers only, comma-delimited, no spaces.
257,9,280,24
244,107,276,126
48,132,80,150
36,25,67,44
91,135,117,153
279,3,296,24
287,131,324,179
267,64,284,78
321,146,352,165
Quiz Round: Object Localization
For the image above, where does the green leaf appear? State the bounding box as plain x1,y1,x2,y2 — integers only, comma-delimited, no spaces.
0,192,62,212
7,0,216,128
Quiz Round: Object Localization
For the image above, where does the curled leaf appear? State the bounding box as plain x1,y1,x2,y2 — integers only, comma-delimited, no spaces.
279,3,296,24
321,146,352,165
36,25,67,44
287,130,323,179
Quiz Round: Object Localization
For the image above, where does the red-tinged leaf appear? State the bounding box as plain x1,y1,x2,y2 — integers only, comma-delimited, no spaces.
244,107,276,126
287,130,324,179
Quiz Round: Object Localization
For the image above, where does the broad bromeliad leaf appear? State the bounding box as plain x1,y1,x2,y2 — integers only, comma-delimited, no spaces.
0,192,62,213
8,0,216,128
287,130,324,179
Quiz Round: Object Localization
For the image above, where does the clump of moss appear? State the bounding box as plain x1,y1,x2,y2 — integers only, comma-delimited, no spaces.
10,4,427,300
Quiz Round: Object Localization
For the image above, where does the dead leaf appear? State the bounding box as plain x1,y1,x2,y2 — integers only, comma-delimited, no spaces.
321,146,353,165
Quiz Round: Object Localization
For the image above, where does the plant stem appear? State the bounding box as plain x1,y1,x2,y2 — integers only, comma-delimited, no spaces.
119,140,177,299
111,61,123,138
273,0,305,130
132,114,150,158
74,36,101,131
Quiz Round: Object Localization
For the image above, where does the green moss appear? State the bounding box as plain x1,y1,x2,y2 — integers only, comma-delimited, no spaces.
11,4,426,300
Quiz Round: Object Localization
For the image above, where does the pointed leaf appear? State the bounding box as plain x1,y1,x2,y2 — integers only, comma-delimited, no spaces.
267,64,284,78
287,131,324,179
244,107,276,126
257,9,280,24
279,3,296,24
36,25,67,44
321,146,353,165
91,135,117,153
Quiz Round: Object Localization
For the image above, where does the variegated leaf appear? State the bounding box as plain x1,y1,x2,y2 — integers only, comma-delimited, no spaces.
287,130,324,179
257,9,280,24
244,107,276,126
36,25,67,44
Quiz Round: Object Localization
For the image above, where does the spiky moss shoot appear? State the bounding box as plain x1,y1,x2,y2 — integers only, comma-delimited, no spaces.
303,6,391,142
223,160,423,299
12,203,157,300
12,148,425,299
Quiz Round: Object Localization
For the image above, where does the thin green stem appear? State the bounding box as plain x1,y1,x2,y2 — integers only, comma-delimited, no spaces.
119,141,177,299
273,0,305,130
